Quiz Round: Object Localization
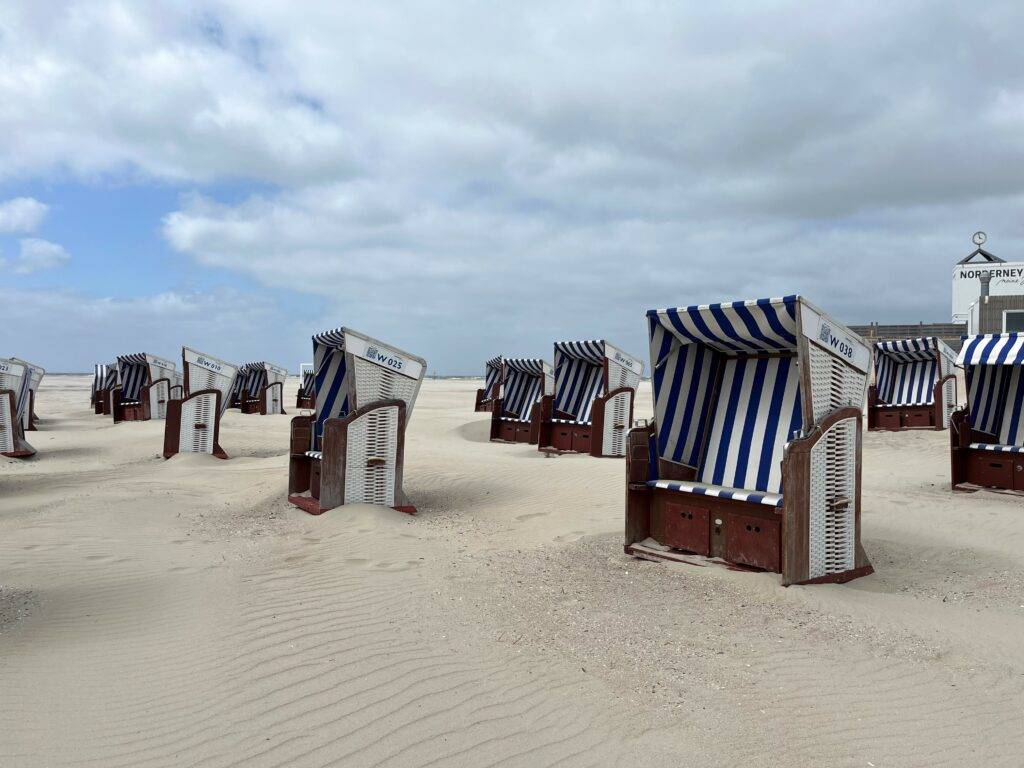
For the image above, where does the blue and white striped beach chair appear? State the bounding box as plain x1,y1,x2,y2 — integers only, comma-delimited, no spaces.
112,353,177,423
0,357,35,458
489,357,552,444
951,333,1024,492
234,361,288,414
474,356,504,412
162,347,238,459
625,295,874,585
869,338,957,430
536,340,643,457
296,363,315,409
288,328,426,515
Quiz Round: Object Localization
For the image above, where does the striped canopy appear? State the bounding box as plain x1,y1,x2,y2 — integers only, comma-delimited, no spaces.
647,296,799,359
958,334,1024,366
959,334,1024,446
501,358,549,420
874,338,952,407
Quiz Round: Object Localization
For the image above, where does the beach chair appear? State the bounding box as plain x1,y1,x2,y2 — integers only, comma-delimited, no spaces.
238,361,288,414
162,348,239,459
296,363,314,409
111,353,178,423
624,296,874,585
288,327,426,515
868,338,957,431
94,362,118,415
12,359,44,431
91,363,106,410
169,370,184,401
474,356,504,412
536,340,644,457
950,333,1024,493
0,357,35,458
227,364,249,409
489,358,553,444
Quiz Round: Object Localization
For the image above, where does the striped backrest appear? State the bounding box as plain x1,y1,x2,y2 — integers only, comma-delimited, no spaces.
502,358,545,420
299,364,315,398
874,339,939,405
553,343,605,423
650,319,722,467
965,364,1009,436
698,356,803,494
245,365,267,397
998,367,1024,445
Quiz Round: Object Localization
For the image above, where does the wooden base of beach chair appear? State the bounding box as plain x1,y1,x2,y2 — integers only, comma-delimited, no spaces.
536,388,634,458
625,409,873,586
287,401,413,515
296,395,314,409
112,387,152,423
27,390,38,431
950,409,1024,493
474,387,496,413
867,378,953,432
488,397,541,444
162,389,228,459
0,389,35,458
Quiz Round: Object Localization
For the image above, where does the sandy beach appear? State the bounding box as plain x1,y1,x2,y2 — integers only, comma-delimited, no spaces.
2,375,1023,767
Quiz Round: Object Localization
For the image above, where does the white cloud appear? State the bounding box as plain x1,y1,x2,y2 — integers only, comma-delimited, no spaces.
0,197,48,233
11,238,70,273
4,2,1024,370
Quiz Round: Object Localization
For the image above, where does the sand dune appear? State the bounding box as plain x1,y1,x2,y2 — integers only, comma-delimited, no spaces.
1,376,1022,766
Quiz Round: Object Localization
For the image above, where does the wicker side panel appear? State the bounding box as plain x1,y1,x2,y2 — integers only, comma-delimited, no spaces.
602,391,632,457
0,391,14,453
179,393,217,455
808,344,868,425
808,417,857,579
264,382,284,415
607,358,641,392
352,357,420,414
149,380,169,420
343,405,399,507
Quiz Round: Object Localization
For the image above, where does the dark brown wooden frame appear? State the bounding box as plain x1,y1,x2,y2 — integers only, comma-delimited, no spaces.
288,399,412,515
162,388,228,459
949,407,1024,493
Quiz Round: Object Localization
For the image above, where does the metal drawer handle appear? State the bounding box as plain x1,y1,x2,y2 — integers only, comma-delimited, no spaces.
194,423,208,430
831,497,851,511
366,457,386,467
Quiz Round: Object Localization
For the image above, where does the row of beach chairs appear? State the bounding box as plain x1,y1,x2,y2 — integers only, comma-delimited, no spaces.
0,357,44,458
8,295,1023,588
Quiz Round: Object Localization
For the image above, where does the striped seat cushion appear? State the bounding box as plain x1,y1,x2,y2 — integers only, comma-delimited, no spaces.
305,451,323,460
500,416,529,423
551,418,592,425
968,443,1024,454
647,479,783,508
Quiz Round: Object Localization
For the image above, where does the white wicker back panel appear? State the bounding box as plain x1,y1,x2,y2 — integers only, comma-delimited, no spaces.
607,358,640,392
343,405,399,507
178,393,217,455
941,354,955,429
150,380,169,420
602,391,632,457
0,395,14,453
189,367,220,393
808,345,868,425
352,357,421,416
808,417,857,579
544,372,555,396
265,385,282,415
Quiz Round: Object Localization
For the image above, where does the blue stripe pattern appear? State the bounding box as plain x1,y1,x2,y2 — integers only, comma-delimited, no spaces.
483,357,503,401
553,341,606,423
117,354,150,402
961,335,1024,444
875,338,940,406
648,297,798,355
998,367,1024,446
699,356,803,494
313,337,350,445
501,358,545,420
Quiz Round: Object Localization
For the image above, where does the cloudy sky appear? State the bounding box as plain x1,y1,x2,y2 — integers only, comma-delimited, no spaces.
2,1,1022,373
